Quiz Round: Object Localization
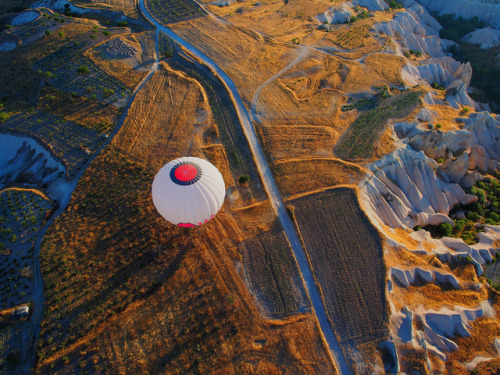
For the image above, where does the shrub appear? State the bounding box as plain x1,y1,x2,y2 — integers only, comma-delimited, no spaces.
488,211,499,222
0,112,10,123
437,222,453,237
102,30,110,36
77,65,90,74
58,31,64,38
117,21,128,27
45,30,51,37
388,0,403,9
239,175,250,185
437,158,444,164
466,211,481,222
435,123,442,129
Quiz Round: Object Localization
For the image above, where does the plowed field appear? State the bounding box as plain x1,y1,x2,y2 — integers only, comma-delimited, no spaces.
240,229,309,318
290,188,388,347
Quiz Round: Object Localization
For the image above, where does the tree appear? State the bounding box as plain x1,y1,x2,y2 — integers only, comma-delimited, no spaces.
77,65,90,74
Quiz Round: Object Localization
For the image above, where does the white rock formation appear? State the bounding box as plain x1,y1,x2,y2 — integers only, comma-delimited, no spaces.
466,112,500,171
211,0,236,6
360,147,472,229
32,0,85,14
0,133,70,203
315,3,353,25
414,301,495,360
462,27,500,49
374,1,450,57
391,267,460,289
352,0,389,12
414,0,500,29
11,10,40,26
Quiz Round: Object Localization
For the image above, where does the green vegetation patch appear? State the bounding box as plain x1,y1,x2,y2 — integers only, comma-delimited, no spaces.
290,188,388,347
335,90,421,160
418,176,500,244
240,230,309,318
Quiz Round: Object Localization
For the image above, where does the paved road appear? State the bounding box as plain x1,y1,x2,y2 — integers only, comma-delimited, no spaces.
138,2,352,374
24,27,160,374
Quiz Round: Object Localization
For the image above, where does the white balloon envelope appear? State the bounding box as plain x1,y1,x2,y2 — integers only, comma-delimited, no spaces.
152,157,225,227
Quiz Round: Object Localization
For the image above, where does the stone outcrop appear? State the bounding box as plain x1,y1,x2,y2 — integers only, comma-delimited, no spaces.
462,27,500,49
315,3,353,25
359,148,474,229
414,0,500,29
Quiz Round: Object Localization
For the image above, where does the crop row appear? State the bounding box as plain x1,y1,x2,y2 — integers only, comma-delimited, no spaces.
290,188,388,350
146,0,205,24
240,230,309,318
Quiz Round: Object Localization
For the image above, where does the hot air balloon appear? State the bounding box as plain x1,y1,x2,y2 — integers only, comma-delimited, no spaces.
152,157,225,227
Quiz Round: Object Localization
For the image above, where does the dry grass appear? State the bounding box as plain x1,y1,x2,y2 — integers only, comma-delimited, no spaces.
273,157,365,198
170,16,299,106
256,53,343,125
257,125,335,160
448,296,500,374
36,56,336,374
86,32,155,89
114,62,222,174
38,88,120,133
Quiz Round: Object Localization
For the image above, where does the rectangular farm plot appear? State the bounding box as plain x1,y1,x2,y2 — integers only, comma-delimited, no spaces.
240,230,310,318
291,188,388,347
146,0,205,24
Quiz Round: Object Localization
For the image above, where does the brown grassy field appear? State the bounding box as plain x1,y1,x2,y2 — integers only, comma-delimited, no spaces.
257,125,335,160
256,53,343,126
114,62,216,172
170,16,299,107
273,158,366,198
289,188,388,361
240,227,310,318
36,59,336,374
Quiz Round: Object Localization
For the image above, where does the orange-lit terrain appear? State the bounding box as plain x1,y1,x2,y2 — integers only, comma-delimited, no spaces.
1,0,500,374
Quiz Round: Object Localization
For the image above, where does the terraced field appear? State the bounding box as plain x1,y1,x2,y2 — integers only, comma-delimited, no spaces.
1,111,104,178
290,188,388,348
145,0,205,25
334,90,421,160
240,229,309,318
